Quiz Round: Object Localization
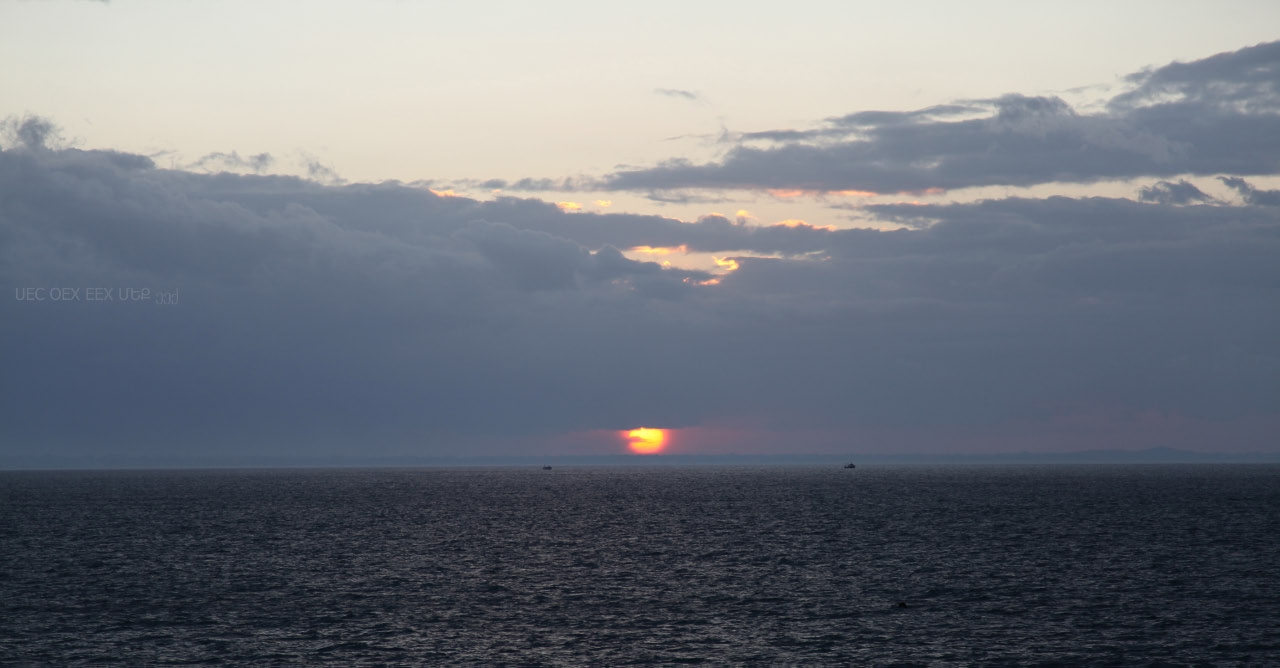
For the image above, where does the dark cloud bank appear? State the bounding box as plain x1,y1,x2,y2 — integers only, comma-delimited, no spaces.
3,42,1280,466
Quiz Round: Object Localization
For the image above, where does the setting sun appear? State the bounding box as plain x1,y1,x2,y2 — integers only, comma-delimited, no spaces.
624,428,668,454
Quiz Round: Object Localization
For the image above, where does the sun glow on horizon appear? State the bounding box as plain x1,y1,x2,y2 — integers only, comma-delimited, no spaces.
624,428,668,454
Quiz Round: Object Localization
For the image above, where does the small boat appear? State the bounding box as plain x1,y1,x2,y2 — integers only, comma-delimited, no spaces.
843,463,856,469
542,465,553,470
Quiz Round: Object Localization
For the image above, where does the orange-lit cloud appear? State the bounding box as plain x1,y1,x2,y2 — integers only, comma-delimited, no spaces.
682,256,742,286
624,428,667,454
831,189,878,197
684,256,743,286
629,245,688,255
735,209,755,220
713,256,740,271
556,201,583,211
594,200,613,208
767,189,807,198
430,188,461,198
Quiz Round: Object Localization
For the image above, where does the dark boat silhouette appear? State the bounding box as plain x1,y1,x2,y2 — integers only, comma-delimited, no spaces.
843,463,856,469
542,465,552,470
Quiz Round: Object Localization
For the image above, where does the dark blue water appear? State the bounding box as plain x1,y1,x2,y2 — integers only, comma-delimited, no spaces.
2,465,1278,665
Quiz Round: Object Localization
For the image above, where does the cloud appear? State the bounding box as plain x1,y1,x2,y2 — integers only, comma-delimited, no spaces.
300,152,346,185
1137,179,1214,205
654,88,702,102
1219,176,1280,206
189,150,274,174
1109,40,1280,113
2,125,1278,463
1,114,64,151
827,103,980,129
476,176,582,192
600,41,1280,194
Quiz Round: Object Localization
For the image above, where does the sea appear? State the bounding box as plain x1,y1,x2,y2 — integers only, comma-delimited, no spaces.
2,465,1277,666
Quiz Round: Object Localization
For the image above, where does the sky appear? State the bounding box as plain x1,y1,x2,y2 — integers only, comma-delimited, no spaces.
2,1,1279,465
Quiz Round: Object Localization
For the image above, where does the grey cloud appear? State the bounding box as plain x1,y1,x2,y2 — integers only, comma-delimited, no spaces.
1138,180,1214,205
739,105,980,144
2,139,1278,463
828,103,979,128
500,177,580,192
1,115,63,151
1219,176,1280,206
1110,40,1280,112
639,190,736,205
189,150,274,174
655,88,702,102
452,220,695,294
739,128,840,142
302,154,345,185
601,42,1280,194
